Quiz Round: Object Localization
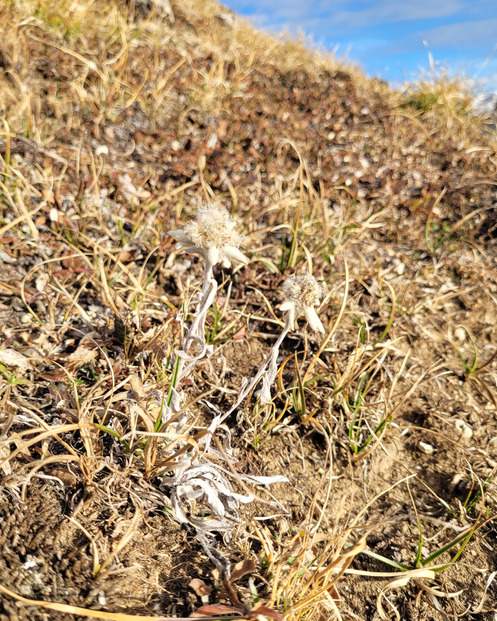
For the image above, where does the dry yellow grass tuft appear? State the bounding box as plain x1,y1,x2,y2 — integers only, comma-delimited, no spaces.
1,1,497,620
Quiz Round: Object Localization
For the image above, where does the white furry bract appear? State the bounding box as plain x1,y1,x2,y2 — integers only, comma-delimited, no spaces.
169,203,248,268
281,273,325,333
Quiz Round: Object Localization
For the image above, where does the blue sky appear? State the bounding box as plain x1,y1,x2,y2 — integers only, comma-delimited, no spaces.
221,0,497,91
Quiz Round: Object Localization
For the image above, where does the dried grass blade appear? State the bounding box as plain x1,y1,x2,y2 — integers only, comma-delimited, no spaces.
0,583,238,620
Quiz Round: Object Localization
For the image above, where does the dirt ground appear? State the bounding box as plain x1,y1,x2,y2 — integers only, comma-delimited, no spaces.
1,1,497,619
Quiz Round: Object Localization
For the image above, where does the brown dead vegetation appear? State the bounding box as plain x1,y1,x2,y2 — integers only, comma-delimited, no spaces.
1,1,497,620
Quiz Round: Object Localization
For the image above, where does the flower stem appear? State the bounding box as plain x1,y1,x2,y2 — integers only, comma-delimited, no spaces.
170,260,218,412
211,316,291,429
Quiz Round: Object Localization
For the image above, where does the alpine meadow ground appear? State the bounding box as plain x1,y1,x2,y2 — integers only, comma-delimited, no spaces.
1,1,497,619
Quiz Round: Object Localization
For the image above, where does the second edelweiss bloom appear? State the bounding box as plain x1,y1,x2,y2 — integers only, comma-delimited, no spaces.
281,273,325,333
169,203,248,268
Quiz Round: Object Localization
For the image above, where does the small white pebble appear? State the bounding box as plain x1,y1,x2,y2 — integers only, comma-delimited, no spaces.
49,208,59,222
0,251,16,264
36,273,49,293
451,474,463,487
23,557,38,569
95,145,109,156
206,132,218,149
454,327,466,341
419,441,434,454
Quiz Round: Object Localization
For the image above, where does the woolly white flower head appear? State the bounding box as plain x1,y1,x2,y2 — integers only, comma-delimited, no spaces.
169,203,248,268
280,273,325,333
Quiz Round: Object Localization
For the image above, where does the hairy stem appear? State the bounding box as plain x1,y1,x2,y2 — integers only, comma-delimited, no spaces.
169,260,218,413
208,315,291,432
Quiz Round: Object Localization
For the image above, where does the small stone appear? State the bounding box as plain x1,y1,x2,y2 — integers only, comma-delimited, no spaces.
36,273,49,293
451,474,463,488
23,558,38,569
0,251,16,264
419,441,434,454
454,327,466,341
0,348,30,371
206,132,218,149
49,208,59,222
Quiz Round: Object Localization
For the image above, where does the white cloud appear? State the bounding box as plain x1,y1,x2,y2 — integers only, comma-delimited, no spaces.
229,0,466,34
329,0,465,31
367,17,497,60
225,0,497,87
419,19,497,49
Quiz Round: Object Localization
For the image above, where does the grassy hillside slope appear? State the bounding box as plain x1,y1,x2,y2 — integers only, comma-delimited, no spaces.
1,1,497,619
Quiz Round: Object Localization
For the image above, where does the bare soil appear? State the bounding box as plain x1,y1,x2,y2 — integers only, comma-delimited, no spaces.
1,1,497,620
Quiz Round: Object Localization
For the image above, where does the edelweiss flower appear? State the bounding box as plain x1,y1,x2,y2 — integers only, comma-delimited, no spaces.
280,273,325,333
169,203,248,268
